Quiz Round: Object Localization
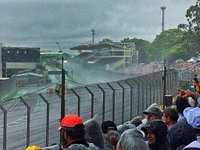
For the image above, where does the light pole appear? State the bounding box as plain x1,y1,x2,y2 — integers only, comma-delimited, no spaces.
91,29,95,44
161,6,166,32
163,59,167,110
56,42,65,121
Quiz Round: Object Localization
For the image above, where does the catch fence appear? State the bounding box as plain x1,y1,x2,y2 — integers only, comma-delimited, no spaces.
0,69,178,150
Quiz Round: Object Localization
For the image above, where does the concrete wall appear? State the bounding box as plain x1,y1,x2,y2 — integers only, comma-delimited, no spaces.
6,62,37,69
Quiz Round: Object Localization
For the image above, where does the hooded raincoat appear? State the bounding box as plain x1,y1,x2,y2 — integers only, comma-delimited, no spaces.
142,120,171,150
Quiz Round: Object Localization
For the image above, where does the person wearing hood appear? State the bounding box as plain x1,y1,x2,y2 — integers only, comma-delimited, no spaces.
168,119,197,150
116,128,148,150
142,120,171,150
117,122,136,134
84,117,104,149
59,114,98,150
183,107,200,142
104,130,121,150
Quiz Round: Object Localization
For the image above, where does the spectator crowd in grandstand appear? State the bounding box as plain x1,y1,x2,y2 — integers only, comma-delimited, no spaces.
122,60,200,78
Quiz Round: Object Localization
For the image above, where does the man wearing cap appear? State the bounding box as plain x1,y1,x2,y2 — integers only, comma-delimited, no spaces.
101,120,118,150
143,103,163,123
59,114,98,150
137,103,163,130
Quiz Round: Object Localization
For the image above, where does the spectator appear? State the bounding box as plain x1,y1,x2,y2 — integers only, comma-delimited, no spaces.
84,117,104,149
141,120,171,150
137,103,162,130
168,119,197,150
178,88,200,107
101,120,117,134
117,122,135,134
193,78,200,94
183,107,200,142
59,114,98,149
117,128,148,150
175,96,191,122
130,116,143,127
142,103,163,123
178,88,198,100
101,120,118,150
105,130,121,150
162,107,178,130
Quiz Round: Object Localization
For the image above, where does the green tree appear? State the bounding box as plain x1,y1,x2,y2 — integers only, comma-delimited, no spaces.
185,0,200,54
162,44,188,62
148,29,185,62
186,0,200,32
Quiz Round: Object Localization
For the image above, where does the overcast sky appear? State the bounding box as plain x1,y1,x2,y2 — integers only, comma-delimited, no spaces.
0,0,197,51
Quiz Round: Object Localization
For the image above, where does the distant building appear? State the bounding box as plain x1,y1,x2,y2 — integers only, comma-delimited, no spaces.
70,42,137,70
0,47,40,77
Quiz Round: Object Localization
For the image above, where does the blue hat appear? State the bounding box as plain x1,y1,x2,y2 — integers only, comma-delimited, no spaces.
183,107,200,129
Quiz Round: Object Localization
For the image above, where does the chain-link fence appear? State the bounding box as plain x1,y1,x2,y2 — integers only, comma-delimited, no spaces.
0,69,178,150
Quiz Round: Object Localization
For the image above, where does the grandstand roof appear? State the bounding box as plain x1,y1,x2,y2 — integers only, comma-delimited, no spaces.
70,42,120,50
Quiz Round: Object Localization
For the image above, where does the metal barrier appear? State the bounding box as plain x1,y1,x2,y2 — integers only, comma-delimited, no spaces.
0,69,178,150
19,96,31,147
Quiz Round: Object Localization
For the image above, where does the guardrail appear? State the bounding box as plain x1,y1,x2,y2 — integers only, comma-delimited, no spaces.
0,69,178,150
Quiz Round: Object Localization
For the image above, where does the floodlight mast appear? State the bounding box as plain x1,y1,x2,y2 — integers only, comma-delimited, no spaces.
56,42,65,120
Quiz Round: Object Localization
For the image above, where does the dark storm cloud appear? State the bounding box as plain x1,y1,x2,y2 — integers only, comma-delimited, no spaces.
0,0,197,50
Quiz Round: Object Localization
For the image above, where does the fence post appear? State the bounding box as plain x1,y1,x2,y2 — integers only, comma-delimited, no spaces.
141,78,145,111
0,104,7,150
85,86,94,118
20,96,31,147
117,82,125,124
132,78,140,115
125,80,133,120
163,60,167,110
71,89,81,116
174,70,179,94
140,76,145,113
39,93,50,147
107,83,115,122
140,76,148,111
146,75,152,107
97,84,105,123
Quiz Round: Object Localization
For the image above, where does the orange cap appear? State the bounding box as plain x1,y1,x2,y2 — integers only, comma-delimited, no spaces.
60,114,83,128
